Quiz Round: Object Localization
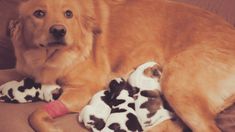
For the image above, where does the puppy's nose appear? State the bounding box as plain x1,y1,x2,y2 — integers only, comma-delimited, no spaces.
49,25,67,39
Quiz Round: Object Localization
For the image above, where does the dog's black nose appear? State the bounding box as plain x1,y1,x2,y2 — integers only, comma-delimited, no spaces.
49,25,67,39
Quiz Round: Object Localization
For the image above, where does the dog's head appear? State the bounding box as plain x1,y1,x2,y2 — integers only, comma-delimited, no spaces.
10,0,101,74
18,0,97,48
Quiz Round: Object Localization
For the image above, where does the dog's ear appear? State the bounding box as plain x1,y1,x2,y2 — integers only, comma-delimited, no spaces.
78,0,109,36
8,17,30,66
81,16,101,35
8,19,21,38
8,18,25,47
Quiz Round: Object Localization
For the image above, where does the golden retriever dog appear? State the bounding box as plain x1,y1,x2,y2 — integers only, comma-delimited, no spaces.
2,0,235,131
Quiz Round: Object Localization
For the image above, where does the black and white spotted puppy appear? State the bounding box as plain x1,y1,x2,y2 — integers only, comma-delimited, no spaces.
0,78,62,103
128,61,173,130
79,90,112,131
102,78,143,132
79,78,143,132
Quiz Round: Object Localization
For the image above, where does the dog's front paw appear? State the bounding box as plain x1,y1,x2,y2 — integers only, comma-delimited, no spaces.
29,109,64,132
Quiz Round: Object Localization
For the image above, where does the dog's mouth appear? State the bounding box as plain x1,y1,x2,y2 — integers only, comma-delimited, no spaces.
39,40,68,62
48,41,66,47
39,40,67,48
45,49,59,62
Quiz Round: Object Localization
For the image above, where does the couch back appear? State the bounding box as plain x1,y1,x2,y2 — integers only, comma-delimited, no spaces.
0,0,22,69
0,0,21,48
175,0,235,26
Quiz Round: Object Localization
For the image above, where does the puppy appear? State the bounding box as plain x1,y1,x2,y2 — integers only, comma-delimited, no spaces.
102,78,143,132
128,62,173,130
79,78,142,132
0,78,62,103
79,90,112,131
4,0,235,131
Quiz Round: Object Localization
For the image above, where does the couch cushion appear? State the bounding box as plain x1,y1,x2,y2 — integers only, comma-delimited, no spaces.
0,102,87,132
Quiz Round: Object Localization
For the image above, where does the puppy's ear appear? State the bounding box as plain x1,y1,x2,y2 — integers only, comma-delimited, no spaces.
144,64,162,78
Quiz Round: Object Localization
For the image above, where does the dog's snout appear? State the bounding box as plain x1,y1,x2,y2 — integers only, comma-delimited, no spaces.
49,25,67,39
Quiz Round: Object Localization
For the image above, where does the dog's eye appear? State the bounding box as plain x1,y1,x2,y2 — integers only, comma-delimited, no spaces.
64,10,73,18
33,10,46,18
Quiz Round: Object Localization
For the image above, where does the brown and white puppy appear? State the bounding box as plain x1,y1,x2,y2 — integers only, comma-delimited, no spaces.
128,62,173,130
2,0,235,131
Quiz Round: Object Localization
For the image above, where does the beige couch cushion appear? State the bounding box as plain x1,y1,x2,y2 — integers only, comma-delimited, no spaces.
0,102,86,132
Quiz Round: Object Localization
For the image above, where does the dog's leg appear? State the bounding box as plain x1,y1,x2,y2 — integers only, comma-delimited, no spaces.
29,84,103,132
0,69,25,85
162,88,220,132
161,59,223,132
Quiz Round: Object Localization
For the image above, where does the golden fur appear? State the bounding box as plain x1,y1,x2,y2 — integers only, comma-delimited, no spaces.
2,0,235,131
